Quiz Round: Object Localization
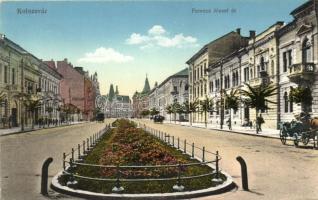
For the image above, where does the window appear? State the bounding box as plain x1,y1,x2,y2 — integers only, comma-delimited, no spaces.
200,65,203,77
200,84,203,96
289,87,293,113
12,68,15,84
4,66,8,83
271,60,275,76
283,52,287,72
260,57,265,71
288,50,292,67
236,71,239,85
302,38,311,63
216,101,220,115
204,83,207,95
284,92,288,113
204,63,206,75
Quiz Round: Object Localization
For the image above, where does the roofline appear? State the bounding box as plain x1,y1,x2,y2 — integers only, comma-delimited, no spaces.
186,31,239,64
290,0,313,16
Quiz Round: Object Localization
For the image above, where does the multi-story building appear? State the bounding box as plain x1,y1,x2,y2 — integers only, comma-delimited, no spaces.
278,0,318,122
205,0,317,129
56,59,85,121
40,61,63,122
132,76,151,118
149,68,189,121
0,34,41,128
187,29,249,123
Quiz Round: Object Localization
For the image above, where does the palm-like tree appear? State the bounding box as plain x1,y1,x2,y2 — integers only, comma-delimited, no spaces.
183,99,199,126
172,102,182,123
150,107,159,117
199,96,214,128
165,104,173,123
240,83,278,134
224,89,240,130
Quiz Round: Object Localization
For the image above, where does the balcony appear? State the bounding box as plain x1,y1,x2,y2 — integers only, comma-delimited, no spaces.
288,63,316,83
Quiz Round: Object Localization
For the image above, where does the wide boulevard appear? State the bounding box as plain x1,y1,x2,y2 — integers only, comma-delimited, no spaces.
1,119,317,200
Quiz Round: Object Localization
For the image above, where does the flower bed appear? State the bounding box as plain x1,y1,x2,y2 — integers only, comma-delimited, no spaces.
58,119,226,194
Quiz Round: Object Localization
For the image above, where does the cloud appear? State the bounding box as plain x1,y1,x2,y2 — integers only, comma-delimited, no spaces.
126,25,198,49
148,25,166,35
78,47,134,64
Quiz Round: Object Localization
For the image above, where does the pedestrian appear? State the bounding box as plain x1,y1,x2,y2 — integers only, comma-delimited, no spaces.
256,114,265,133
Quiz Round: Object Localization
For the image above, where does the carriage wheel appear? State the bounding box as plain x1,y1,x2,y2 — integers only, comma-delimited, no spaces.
293,133,299,147
301,133,309,146
279,130,287,145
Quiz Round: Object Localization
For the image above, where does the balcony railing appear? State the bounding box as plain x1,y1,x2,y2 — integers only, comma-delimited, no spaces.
288,63,316,83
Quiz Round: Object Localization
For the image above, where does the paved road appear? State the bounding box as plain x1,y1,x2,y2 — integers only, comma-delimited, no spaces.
135,119,318,200
1,119,317,200
0,120,113,200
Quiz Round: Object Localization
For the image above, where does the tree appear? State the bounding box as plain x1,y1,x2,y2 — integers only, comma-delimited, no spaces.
171,102,182,124
199,96,214,128
183,99,199,126
165,105,173,123
150,107,159,117
140,109,150,118
240,83,278,134
289,87,313,113
224,89,240,130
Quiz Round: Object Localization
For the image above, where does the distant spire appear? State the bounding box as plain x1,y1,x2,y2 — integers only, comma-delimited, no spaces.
108,84,115,102
115,85,119,95
142,75,150,93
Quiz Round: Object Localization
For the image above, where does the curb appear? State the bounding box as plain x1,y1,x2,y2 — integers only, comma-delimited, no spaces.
51,170,236,200
0,121,90,137
163,121,289,141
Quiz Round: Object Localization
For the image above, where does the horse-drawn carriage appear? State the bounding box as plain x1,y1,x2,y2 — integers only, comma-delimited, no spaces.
279,113,318,148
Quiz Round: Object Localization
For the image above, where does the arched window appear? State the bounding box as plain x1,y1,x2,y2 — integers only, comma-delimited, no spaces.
302,37,311,63
284,92,288,113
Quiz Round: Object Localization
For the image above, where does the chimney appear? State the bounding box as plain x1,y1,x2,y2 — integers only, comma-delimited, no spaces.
236,28,241,35
249,30,256,38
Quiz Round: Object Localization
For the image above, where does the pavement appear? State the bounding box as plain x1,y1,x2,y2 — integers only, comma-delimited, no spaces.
0,121,89,136
163,120,280,139
0,120,114,200
134,119,318,200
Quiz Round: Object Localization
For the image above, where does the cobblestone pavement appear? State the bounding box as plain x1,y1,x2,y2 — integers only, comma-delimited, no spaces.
135,119,318,200
1,119,317,200
0,120,113,200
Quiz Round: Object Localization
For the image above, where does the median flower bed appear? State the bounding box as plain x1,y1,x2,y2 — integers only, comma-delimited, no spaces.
58,119,226,194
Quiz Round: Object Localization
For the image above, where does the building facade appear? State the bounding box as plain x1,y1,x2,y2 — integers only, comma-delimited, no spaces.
149,68,189,121
132,76,151,118
0,34,41,128
187,29,249,123
204,0,318,129
39,61,63,123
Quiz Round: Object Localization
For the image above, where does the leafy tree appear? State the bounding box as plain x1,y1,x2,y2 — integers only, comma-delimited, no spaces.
289,87,313,112
165,104,173,123
224,89,240,130
183,99,199,126
140,109,150,118
150,107,159,117
199,96,214,128
240,83,277,133
171,101,183,123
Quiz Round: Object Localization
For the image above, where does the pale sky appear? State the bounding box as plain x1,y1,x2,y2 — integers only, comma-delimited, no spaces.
0,0,305,97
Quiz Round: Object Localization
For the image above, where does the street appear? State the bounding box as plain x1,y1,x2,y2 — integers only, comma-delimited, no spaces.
1,119,317,200
0,120,113,200
135,119,318,200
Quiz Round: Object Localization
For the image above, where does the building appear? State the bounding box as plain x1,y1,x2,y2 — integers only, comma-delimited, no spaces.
278,0,318,122
149,68,189,121
205,0,317,129
0,34,41,129
187,29,249,123
40,60,63,123
103,85,132,118
132,76,151,118
56,59,85,121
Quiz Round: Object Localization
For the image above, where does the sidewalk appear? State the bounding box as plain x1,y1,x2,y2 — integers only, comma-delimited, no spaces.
162,120,281,139
0,121,88,136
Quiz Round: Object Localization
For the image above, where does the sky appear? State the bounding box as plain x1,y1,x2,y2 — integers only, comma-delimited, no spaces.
0,0,306,97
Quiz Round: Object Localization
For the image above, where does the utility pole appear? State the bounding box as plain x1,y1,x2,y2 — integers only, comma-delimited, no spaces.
20,58,24,131
220,60,224,129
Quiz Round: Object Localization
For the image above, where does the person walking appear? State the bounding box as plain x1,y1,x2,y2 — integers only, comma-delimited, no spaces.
256,114,264,133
